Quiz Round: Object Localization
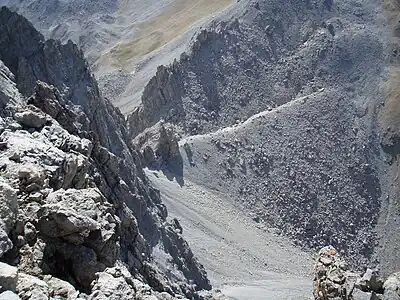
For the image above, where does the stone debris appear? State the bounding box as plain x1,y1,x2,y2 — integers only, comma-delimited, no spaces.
0,262,18,293
314,246,399,300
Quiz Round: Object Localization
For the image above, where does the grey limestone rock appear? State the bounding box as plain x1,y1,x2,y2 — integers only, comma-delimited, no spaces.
0,262,18,293
16,273,49,300
383,273,400,300
89,268,135,300
313,246,396,300
14,108,49,128
44,276,79,299
0,178,17,256
0,6,210,300
0,291,20,300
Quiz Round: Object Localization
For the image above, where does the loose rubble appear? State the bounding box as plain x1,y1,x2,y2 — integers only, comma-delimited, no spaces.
313,246,399,300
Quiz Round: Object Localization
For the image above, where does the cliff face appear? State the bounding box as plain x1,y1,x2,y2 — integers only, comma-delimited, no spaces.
0,6,214,299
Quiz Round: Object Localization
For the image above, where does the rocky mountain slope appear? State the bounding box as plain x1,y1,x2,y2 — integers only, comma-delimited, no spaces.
0,0,234,114
0,6,223,300
128,0,400,277
2,0,400,299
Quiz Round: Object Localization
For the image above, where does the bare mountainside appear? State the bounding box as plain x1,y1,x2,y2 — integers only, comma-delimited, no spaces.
0,0,233,113
3,0,400,299
130,0,400,278
0,7,227,300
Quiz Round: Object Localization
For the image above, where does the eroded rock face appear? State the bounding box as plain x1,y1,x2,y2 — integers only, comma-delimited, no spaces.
134,122,183,173
0,7,211,300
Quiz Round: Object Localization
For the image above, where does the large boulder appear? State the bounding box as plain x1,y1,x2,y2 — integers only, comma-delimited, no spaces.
14,107,49,128
0,291,20,300
383,273,400,300
16,273,49,300
0,179,17,257
89,267,135,300
0,262,18,293
34,189,120,289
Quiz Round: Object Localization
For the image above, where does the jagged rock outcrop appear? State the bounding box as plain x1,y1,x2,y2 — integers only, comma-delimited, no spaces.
0,6,213,300
134,122,183,174
313,246,399,300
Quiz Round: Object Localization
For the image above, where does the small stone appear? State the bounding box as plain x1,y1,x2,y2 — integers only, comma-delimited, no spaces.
352,289,375,300
24,183,42,193
7,123,22,131
16,235,26,247
28,192,43,203
320,256,333,265
0,141,7,150
383,272,400,300
157,292,173,300
0,227,13,257
358,269,384,293
9,152,20,162
24,222,37,246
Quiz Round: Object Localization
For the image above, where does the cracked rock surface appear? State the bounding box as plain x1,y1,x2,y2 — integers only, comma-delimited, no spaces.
0,7,219,300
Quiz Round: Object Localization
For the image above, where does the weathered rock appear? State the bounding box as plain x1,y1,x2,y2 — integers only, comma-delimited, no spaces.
0,262,18,292
16,273,49,300
0,60,22,115
142,146,156,166
33,189,120,290
14,109,48,128
358,269,384,293
43,276,79,300
0,290,20,300
0,178,17,231
383,273,400,300
0,226,12,257
0,7,211,300
352,289,380,300
0,178,17,257
133,122,183,173
89,268,135,300
18,165,45,187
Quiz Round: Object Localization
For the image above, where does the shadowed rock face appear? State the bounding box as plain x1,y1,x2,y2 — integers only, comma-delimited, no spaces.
0,6,213,299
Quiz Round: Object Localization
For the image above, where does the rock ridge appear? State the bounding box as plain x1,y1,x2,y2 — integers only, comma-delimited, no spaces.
0,6,216,300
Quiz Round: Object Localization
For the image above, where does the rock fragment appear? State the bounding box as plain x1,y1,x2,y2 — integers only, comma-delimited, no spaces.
14,109,48,128
0,262,18,293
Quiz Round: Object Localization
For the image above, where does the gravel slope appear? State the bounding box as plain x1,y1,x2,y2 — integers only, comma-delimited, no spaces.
146,168,313,299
